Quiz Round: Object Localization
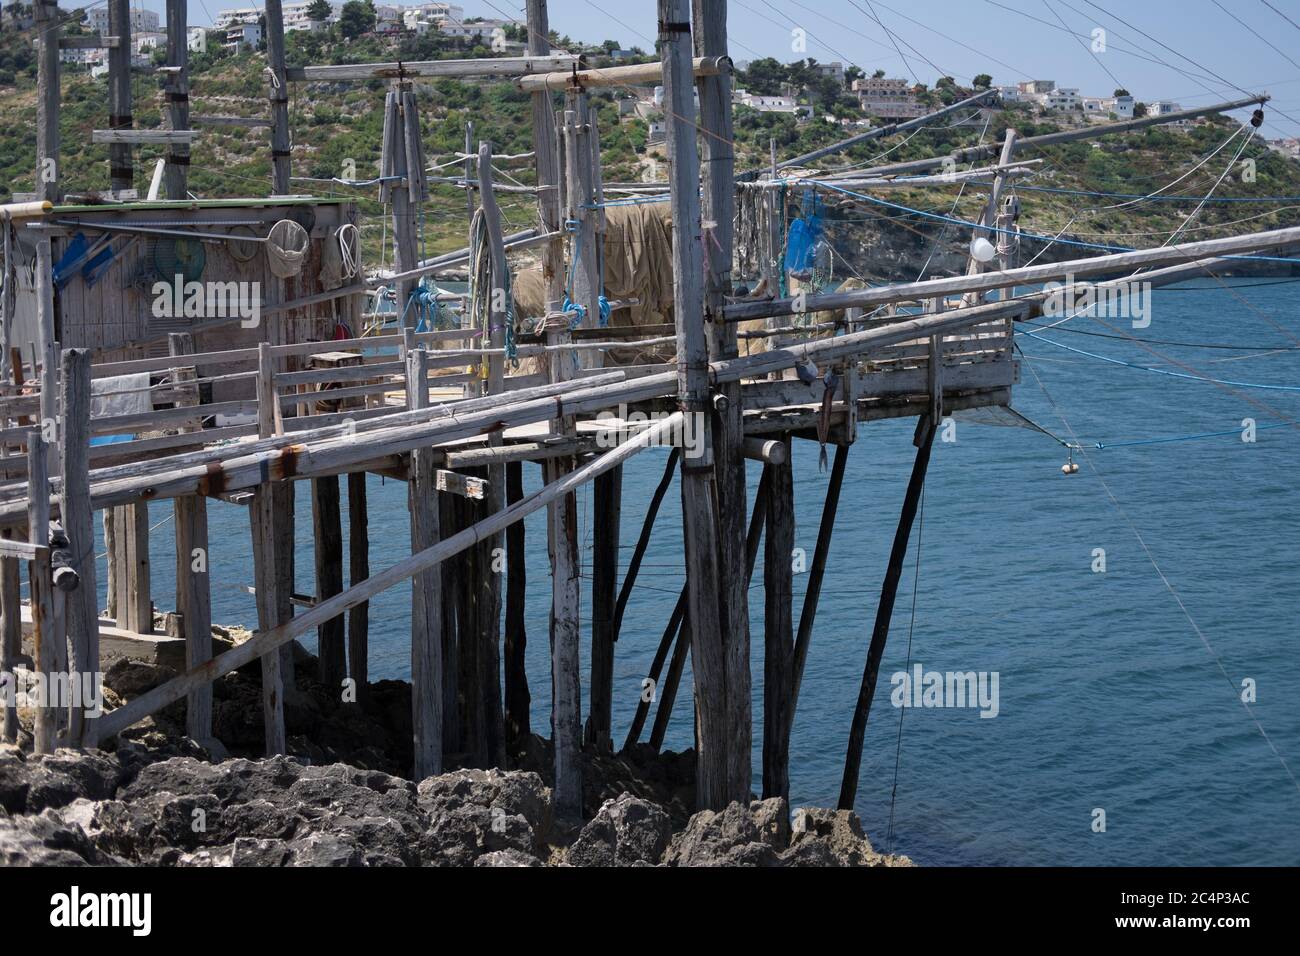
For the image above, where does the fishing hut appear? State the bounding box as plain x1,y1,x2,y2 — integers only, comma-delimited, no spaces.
1,0,1292,821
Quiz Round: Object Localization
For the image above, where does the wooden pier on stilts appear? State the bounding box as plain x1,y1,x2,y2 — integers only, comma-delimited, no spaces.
0,0,1291,823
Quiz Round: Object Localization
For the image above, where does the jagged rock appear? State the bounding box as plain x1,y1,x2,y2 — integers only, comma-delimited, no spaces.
0,809,124,866
784,807,900,867
417,768,552,865
750,797,791,850
664,801,781,867
568,793,672,867
0,748,123,814
475,848,544,867
103,659,174,699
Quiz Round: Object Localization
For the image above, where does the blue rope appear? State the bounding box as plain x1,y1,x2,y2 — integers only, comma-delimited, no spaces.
1021,330,1300,391
807,180,1300,266
1096,421,1296,449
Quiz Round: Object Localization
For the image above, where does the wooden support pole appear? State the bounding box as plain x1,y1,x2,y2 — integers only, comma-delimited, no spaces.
106,0,133,193
265,0,291,194
125,498,151,635
791,442,848,704
26,433,57,753
346,471,369,698
406,346,443,780
585,463,621,751
475,140,507,768
169,330,211,745
251,342,287,755
762,439,794,801
660,0,738,810
644,466,772,753
312,474,345,693
503,460,529,759
544,321,582,812
34,0,61,203
563,92,600,340
612,448,679,643
163,0,190,200
0,535,19,742
525,0,565,307
694,0,752,801
839,418,937,810
385,86,422,322
58,348,97,745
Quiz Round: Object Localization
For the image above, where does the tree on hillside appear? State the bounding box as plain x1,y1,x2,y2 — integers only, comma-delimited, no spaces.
338,0,375,39
973,73,992,89
305,0,333,22
741,57,787,95
1114,88,1130,97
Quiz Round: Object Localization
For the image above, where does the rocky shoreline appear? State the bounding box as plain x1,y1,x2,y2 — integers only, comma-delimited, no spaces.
0,647,910,867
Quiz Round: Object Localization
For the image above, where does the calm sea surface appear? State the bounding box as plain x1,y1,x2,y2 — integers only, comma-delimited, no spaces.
101,280,1300,865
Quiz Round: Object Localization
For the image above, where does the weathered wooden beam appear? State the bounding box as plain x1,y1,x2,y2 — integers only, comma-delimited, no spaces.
695,0,752,802
163,0,190,201
791,442,848,703
407,346,443,780
312,474,345,694
106,0,133,192
265,0,291,193
503,460,529,759
59,349,98,745
35,0,61,203
839,417,936,810
26,433,57,753
517,56,727,93
251,342,287,755
91,130,198,145
661,0,738,811
346,471,369,699
286,55,579,83
762,440,794,801
585,464,621,751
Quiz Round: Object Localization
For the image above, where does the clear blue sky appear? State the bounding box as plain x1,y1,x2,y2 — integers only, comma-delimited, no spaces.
132,0,1300,136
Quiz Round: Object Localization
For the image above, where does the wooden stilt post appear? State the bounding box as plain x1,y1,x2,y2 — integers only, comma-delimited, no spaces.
406,345,443,780
627,589,685,751
106,0,133,194
168,334,212,744
58,349,98,745
439,490,460,755
659,0,737,810
34,0,60,203
693,0,752,801
476,141,507,768
126,500,151,634
562,92,599,341
525,0,565,307
526,0,581,808
790,442,848,705
384,85,424,323
503,460,529,759
312,474,345,693
585,463,620,750
265,0,291,194
762,438,794,801
838,418,937,810
252,343,287,755
0,537,19,741
26,433,56,753
640,461,771,753
613,449,678,646
346,471,369,699
163,0,190,199
544,346,582,812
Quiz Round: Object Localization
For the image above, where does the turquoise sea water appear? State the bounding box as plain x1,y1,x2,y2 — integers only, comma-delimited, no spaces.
103,279,1300,865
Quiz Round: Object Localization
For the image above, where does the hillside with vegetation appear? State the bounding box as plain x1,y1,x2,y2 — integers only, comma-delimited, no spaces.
2,14,1298,269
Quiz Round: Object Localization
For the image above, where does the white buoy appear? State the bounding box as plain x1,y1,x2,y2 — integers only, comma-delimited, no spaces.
1062,461,1079,475
970,236,997,263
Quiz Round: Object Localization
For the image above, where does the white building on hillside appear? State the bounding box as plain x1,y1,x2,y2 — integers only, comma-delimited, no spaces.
224,22,263,51
853,77,924,119
86,8,160,34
